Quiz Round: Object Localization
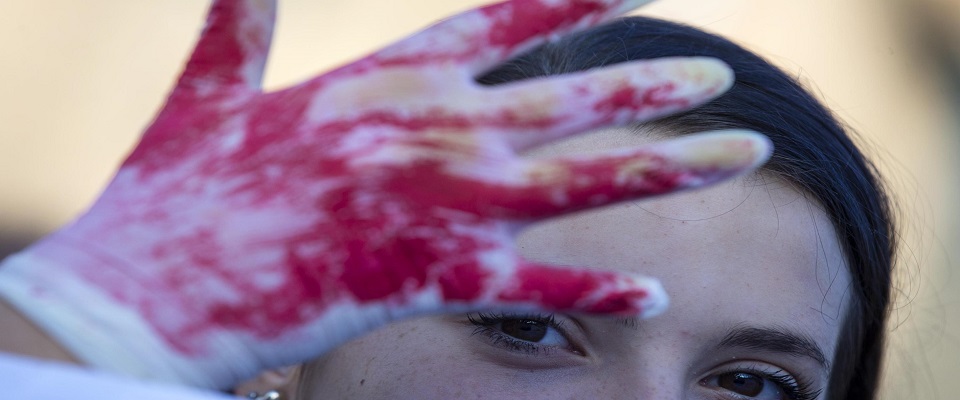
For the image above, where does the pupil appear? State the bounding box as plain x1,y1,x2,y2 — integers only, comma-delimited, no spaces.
501,319,548,342
718,372,764,396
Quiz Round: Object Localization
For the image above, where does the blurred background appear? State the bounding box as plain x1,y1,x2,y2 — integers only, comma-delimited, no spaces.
0,1,957,397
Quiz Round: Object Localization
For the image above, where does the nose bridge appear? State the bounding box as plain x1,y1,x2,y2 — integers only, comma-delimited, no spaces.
610,368,687,400
592,347,691,400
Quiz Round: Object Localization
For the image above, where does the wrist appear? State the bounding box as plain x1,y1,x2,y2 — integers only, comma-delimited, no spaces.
0,234,253,388
0,295,79,364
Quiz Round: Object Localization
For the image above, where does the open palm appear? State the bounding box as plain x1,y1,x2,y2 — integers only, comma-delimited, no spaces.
0,0,770,389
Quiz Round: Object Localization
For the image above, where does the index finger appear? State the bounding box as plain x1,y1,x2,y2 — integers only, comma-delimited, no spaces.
370,0,656,74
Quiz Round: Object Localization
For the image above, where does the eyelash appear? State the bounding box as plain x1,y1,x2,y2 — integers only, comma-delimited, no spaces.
466,312,574,356
714,364,821,400
467,313,821,400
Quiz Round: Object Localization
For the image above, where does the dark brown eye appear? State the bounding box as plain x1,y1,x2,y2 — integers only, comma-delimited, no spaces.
500,319,548,342
718,372,764,397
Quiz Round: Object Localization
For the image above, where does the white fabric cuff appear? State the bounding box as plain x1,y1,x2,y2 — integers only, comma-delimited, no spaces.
0,353,232,400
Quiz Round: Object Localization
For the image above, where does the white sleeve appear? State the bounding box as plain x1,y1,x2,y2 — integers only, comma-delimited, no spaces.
1,353,234,400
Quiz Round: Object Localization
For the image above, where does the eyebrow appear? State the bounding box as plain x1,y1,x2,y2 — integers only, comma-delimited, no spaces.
614,318,830,371
717,326,830,371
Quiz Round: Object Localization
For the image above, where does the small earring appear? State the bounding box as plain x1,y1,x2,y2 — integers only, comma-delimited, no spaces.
246,390,281,400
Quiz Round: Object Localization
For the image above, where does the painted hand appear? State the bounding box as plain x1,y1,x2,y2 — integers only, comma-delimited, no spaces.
0,0,770,389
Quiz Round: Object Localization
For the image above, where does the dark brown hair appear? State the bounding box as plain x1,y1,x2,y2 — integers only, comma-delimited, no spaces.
477,17,895,399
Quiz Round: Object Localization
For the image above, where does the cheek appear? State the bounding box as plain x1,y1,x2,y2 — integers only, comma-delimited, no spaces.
299,319,493,398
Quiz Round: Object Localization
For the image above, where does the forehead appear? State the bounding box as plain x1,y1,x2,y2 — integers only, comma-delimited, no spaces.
518,127,851,359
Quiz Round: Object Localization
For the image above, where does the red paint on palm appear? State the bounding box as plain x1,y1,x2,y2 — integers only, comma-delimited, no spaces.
4,0,770,387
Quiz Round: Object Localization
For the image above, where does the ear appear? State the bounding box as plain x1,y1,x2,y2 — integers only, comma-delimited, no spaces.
232,365,301,399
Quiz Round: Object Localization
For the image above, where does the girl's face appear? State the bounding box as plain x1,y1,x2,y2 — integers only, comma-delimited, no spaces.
294,128,850,400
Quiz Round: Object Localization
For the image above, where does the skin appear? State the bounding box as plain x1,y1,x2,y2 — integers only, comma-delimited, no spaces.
287,127,851,399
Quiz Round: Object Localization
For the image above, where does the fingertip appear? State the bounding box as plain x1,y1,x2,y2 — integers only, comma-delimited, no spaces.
635,274,669,319
738,130,775,169
575,272,669,319
654,129,774,176
638,57,735,104
177,0,276,93
689,56,735,96
491,261,669,318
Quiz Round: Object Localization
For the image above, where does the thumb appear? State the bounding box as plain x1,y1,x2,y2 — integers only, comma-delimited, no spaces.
174,0,276,95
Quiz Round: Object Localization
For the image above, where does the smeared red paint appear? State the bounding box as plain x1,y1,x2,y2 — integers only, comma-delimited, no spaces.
369,1,623,69
176,1,272,90
496,263,645,313
19,0,760,384
376,151,737,220
481,0,607,49
593,82,690,115
181,2,249,87
438,262,491,301
579,287,650,314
